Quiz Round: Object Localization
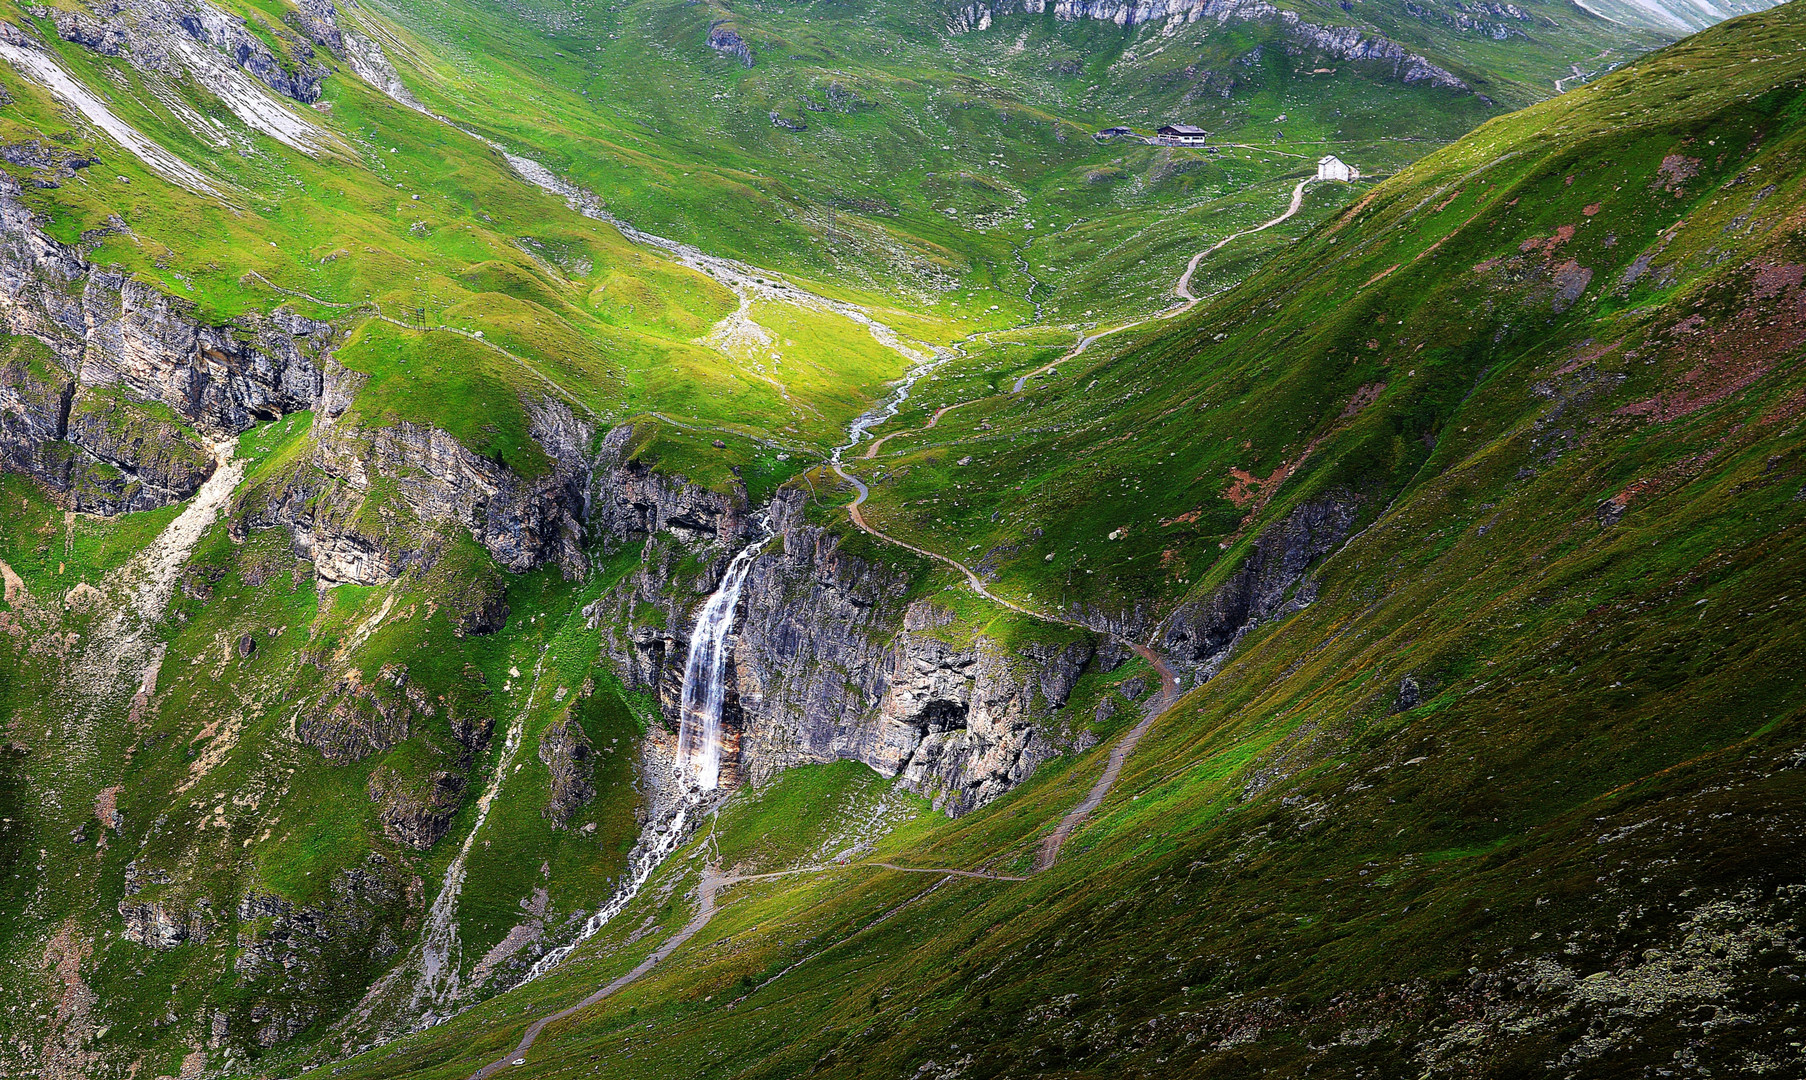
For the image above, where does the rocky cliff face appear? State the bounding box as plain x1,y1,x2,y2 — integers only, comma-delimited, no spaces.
947,0,1468,92
1157,492,1361,676
239,364,595,583
0,135,1109,817
35,0,333,103
0,343,75,492
0,164,707,588
586,483,1104,816
0,171,332,509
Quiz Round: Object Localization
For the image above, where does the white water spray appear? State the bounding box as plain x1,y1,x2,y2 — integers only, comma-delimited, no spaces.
519,798,696,982
515,529,768,985
674,538,764,791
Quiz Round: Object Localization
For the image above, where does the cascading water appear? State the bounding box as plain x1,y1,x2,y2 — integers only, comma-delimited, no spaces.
514,526,769,986
520,360,945,985
674,538,764,790
831,351,950,466
518,798,696,982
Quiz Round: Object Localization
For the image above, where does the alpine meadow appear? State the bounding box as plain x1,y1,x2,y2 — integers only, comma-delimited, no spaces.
1,0,1804,1077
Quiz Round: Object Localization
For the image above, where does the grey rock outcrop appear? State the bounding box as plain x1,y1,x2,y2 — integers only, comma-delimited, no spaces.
63,387,215,512
119,897,212,948
1390,674,1423,714
878,630,1094,813
368,767,466,850
291,0,345,55
586,424,750,548
706,23,754,67
239,364,594,583
0,344,74,490
947,0,1468,92
37,5,128,55
37,0,332,103
1158,492,1360,675
0,139,99,188
587,485,1103,815
0,172,332,509
538,718,595,826
1288,23,1466,88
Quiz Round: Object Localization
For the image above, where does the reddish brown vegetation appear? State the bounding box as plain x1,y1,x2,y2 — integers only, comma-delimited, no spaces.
1617,263,1805,422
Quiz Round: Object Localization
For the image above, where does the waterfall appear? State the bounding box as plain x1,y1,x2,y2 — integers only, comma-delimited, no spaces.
675,539,764,790
515,530,767,986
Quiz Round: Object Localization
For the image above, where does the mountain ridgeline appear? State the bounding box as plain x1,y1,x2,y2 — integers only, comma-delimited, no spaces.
0,0,1801,1078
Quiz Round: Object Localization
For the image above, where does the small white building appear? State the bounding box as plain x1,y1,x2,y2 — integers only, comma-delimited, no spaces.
1317,154,1360,182
1156,124,1210,147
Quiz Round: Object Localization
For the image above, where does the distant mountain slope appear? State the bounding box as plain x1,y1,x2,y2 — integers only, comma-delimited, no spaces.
343,0,1672,318
1575,0,1780,32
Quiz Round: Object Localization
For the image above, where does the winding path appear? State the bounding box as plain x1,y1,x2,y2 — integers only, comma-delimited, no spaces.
453,169,1332,1080
1009,177,1316,394
1173,178,1313,303
460,636,1176,1078
824,177,1317,872
832,174,1327,631
871,861,1028,882
1036,642,1178,870
470,866,825,1079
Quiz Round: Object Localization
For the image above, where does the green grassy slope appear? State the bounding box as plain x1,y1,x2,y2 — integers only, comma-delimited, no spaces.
846,0,1806,641
0,426,675,1073
352,0,1666,321
0,0,1681,476
305,6,1806,1077
0,0,946,482
0,0,1759,1074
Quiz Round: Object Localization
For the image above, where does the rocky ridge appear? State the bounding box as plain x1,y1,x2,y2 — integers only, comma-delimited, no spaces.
0,155,597,577
0,172,329,511
31,0,332,103
236,363,596,583
948,0,1470,92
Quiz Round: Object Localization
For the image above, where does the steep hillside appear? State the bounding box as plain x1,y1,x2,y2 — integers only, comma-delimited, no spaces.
292,4,1806,1078
0,0,1786,1076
